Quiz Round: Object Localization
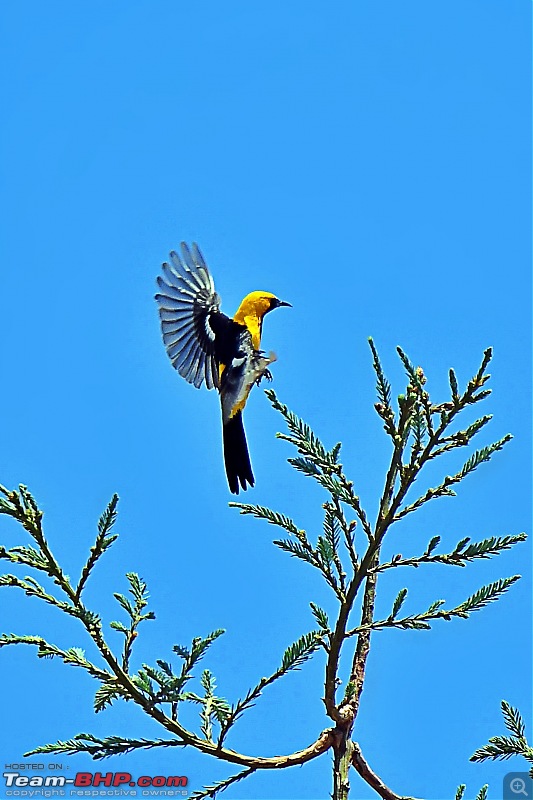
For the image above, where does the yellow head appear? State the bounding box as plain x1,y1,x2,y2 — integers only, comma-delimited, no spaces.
233,291,291,349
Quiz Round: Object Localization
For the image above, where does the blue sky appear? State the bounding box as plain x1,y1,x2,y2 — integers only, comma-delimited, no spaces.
0,2,530,799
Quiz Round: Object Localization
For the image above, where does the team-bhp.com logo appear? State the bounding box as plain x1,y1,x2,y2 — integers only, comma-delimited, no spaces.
3,770,188,796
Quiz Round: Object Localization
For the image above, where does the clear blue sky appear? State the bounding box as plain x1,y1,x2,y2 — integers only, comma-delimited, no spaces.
0,3,530,799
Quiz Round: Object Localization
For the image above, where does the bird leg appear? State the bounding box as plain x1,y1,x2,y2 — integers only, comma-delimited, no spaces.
253,351,277,386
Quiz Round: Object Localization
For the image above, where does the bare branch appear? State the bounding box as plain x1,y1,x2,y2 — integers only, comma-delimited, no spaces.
352,742,421,800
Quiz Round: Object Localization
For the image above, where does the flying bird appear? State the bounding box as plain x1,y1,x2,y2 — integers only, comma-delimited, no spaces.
155,243,291,494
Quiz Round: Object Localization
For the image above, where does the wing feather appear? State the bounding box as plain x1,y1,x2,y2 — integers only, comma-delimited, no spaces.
155,242,227,390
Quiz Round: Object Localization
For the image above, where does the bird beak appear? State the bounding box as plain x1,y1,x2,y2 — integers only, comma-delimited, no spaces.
277,300,292,308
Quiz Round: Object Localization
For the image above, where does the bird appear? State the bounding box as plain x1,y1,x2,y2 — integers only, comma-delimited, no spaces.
155,242,291,494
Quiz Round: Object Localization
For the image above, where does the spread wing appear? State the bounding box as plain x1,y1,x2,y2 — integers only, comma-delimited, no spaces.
155,242,231,390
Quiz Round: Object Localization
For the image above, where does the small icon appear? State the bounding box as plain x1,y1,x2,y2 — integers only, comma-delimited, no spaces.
505,774,533,800
510,778,528,797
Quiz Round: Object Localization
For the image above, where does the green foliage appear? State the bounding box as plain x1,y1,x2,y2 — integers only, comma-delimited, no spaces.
323,508,341,555
471,701,533,772
185,670,231,742
288,456,321,477
280,631,322,672
274,536,317,566
364,576,520,634
112,572,155,672
457,576,520,615
94,682,125,713
368,337,392,408
459,534,527,560
189,767,257,800
0,544,48,571
228,503,300,536
458,436,513,480
0,573,71,611
425,535,441,555
310,602,329,631
456,784,489,800
265,388,336,471
0,634,111,681
410,406,427,451
176,629,226,673
449,369,460,403
390,588,408,620
26,733,186,759
216,629,323,749
0,343,526,800
378,532,526,573
502,701,526,739
76,494,119,600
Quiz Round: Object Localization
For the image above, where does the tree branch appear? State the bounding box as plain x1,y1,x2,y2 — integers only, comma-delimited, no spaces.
351,742,420,800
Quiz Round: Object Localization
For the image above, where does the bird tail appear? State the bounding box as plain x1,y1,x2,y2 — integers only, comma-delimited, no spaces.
222,411,254,494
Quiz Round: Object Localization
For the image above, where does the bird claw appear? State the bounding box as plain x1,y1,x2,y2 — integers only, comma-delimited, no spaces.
251,350,277,386
255,368,273,386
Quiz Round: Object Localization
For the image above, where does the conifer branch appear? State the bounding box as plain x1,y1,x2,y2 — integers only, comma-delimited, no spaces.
368,337,393,411
0,574,79,617
185,670,231,743
349,575,520,634
396,347,423,389
75,494,119,600
319,474,373,541
228,503,301,536
172,629,226,695
502,701,527,740
427,415,493,460
231,501,345,598
25,733,187,759
1,341,523,799
0,544,49,572
0,487,336,771
274,535,343,598
0,634,112,682
374,533,526,572
471,701,533,768
93,681,128,713
325,498,358,572
265,389,336,473
0,485,76,601
322,505,348,590
310,603,330,633
189,767,257,800
281,631,323,671
323,345,422,723
112,572,155,672
218,631,322,747
264,390,373,540
455,787,488,800
448,368,460,404
377,346,496,536
393,434,512,522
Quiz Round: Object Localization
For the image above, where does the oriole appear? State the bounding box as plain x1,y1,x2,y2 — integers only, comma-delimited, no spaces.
155,242,290,494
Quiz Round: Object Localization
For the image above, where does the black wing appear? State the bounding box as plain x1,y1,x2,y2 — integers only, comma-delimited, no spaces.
155,242,232,390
